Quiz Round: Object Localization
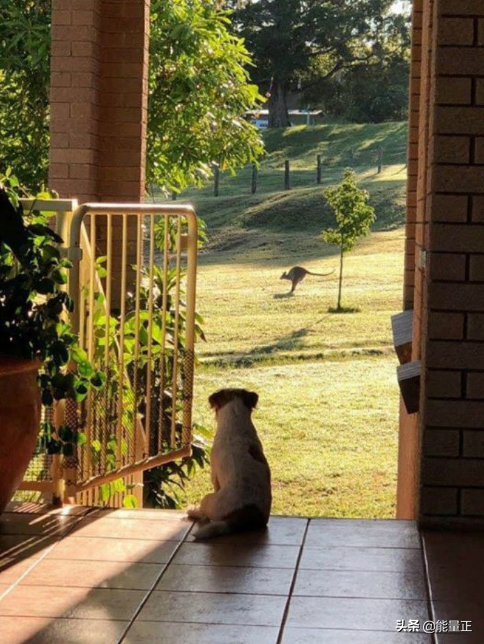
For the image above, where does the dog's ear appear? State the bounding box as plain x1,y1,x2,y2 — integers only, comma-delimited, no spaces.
242,390,258,410
208,390,226,411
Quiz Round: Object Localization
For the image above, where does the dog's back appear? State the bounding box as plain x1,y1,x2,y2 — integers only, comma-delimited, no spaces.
190,388,271,539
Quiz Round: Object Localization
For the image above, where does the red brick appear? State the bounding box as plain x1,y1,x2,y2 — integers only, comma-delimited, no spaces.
431,194,468,223
437,17,475,45
433,166,484,194
52,10,71,25
429,253,466,281
426,399,484,428
424,429,460,457
440,0,484,15
422,457,484,486
427,340,484,368
49,178,96,197
50,148,97,164
50,87,97,104
70,133,99,149
70,103,98,119
70,72,97,88
461,489,484,516
421,487,458,515
428,312,464,340
51,56,99,73
469,255,484,281
50,103,70,119
426,369,462,397
50,133,69,149
51,40,71,57
72,10,100,27
436,48,484,76
467,372,484,399
463,431,484,457
474,138,484,164
71,41,101,59
101,63,143,79
472,196,484,222
49,163,69,179
435,106,484,134
480,19,484,45
51,71,72,88
468,314,484,340
69,164,97,180
51,25,98,43
433,135,470,163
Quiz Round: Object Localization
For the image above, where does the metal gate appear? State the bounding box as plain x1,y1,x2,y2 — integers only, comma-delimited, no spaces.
20,201,198,506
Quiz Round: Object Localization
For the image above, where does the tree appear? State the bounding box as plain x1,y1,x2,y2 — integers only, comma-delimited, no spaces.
148,0,264,192
304,10,411,123
322,169,375,311
0,0,264,193
234,0,399,128
0,1,50,191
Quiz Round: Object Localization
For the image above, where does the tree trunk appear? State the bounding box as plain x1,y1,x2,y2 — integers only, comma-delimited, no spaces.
268,82,291,128
337,247,344,310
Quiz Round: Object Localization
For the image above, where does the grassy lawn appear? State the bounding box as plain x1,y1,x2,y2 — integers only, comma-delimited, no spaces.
169,122,407,518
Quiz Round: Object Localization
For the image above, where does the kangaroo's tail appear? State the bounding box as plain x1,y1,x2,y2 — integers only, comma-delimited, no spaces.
192,520,234,540
306,268,335,277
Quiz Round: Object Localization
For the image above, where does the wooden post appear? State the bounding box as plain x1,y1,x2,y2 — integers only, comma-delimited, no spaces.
251,164,257,194
377,147,383,174
171,191,177,201
316,154,322,184
213,164,220,197
284,160,290,190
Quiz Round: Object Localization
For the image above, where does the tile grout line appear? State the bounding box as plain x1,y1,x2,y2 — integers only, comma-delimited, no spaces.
275,518,311,644
0,513,88,602
419,530,439,644
115,519,196,644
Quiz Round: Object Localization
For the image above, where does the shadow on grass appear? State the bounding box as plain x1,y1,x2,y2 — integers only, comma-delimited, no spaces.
328,306,361,314
273,291,294,299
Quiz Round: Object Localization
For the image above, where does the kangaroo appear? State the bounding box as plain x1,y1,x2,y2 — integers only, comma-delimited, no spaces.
280,266,334,294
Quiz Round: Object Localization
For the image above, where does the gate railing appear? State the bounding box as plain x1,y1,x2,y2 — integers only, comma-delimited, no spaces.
19,200,198,506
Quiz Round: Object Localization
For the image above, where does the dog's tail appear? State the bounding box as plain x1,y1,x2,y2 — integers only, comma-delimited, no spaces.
192,520,233,540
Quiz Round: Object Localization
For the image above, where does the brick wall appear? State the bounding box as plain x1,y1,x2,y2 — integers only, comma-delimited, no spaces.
48,0,150,203
408,0,484,527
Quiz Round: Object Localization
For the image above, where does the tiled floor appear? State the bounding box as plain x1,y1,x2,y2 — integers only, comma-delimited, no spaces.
0,503,481,644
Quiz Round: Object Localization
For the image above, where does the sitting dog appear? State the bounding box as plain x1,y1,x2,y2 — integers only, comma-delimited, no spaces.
188,388,272,539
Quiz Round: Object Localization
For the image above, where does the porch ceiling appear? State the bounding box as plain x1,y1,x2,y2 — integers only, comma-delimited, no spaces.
0,504,481,643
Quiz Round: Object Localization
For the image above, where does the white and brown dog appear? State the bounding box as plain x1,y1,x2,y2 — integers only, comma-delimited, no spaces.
188,388,272,539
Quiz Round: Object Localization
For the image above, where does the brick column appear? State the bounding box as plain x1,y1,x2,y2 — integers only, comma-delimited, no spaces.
417,0,484,527
48,0,150,203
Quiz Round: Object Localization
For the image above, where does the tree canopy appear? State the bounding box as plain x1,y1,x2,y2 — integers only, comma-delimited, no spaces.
234,0,410,127
0,0,264,193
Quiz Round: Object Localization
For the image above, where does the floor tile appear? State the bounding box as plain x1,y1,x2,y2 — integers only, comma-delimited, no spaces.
124,621,279,644
281,627,431,643
187,516,308,546
137,590,286,626
0,557,42,585
1,534,58,568
173,542,299,568
0,585,146,620
6,502,91,517
306,519,420,549
286,596,429,631
89,508,189,522
432,601,484,644
1,616,128,644
299,545,423,573
293,568,427,599
46,536,179,564
72,516,190,541
0,513,78,537
156,563,293,595
19,558,164,590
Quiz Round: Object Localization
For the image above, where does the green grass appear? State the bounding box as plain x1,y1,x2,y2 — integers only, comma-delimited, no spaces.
170,122,408,518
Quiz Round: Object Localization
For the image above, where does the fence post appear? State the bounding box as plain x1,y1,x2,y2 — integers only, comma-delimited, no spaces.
284,159,290,190
213,164,219,197
251,164,257,194
316,154,322,184
171,191,177,201
377,147,383,174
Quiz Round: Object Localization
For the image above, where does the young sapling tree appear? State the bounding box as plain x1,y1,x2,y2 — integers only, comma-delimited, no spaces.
322,169,375,312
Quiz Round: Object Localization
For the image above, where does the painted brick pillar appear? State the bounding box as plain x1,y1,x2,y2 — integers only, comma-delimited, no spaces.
48,0,150,203
414,0,484,527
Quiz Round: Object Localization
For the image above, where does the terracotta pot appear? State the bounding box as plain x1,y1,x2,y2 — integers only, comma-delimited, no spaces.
0,357,41,514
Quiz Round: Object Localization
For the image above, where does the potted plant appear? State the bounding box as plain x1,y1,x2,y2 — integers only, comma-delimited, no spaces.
0,175,103,513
